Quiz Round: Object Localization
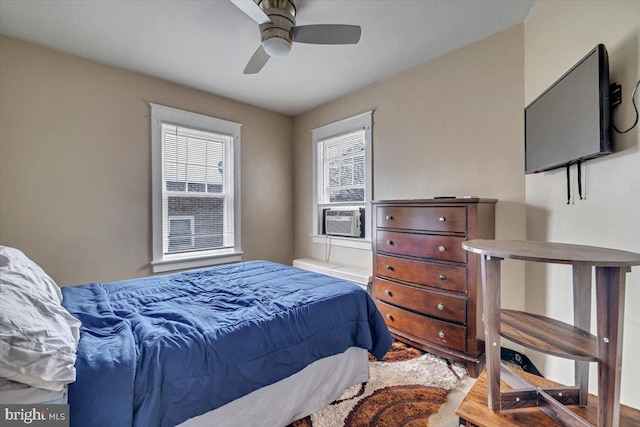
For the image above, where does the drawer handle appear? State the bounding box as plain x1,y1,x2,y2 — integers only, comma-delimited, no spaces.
386,313,394,321
438,245,446,252
386,240,394,246
385,265,393,271
386,215,393,221
439,274,446,280
384,289,392,296
439,217,446,222
438,330,445,338
437,303,444,311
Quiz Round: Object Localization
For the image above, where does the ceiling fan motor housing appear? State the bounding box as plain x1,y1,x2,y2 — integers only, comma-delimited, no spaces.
258,0,297,56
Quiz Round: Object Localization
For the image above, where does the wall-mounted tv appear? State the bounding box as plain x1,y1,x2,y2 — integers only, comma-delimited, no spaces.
525,44,611,174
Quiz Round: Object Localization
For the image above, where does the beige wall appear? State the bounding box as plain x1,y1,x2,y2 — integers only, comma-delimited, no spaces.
0,36,293,286
525,1,640,407
293,26,527,311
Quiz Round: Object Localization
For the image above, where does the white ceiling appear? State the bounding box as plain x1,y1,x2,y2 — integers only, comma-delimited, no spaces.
0,0,534,116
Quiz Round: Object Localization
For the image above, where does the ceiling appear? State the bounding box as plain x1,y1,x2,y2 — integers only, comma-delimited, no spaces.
0,0,535,116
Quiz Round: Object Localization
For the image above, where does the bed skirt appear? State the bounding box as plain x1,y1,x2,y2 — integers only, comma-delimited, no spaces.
178,347,369,427
0,378,68,404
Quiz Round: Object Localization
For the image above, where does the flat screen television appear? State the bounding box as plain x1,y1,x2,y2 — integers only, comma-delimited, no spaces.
525,44,611,174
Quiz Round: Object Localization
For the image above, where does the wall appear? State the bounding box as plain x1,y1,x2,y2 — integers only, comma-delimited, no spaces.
293,26,527,312
524,1,640,407
0,36,294,286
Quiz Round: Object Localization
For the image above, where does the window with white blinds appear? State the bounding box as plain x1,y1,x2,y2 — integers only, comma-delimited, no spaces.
162,124,234,255
151,104,241,272
312,111,372,246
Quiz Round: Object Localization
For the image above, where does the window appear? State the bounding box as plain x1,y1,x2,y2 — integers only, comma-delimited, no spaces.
151,104,242,272
168,216,195,252
312,111,372,249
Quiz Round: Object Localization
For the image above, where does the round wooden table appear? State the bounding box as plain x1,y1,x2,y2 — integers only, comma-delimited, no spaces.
462,239,640,427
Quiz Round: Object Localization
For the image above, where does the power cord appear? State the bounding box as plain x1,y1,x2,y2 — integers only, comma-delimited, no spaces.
612,79,639,134
324,234,333,262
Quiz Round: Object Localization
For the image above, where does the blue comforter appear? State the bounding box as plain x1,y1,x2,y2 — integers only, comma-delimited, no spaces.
61,261,392,427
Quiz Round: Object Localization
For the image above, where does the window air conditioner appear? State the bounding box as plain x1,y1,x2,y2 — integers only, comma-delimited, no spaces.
325,208,362,237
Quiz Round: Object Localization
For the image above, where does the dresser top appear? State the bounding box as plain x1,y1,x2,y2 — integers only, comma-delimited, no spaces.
372,197,497,205
463,239,640,267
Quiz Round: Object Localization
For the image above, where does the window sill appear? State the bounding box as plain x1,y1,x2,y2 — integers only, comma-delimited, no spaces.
151,250,243,273
311,235,372,251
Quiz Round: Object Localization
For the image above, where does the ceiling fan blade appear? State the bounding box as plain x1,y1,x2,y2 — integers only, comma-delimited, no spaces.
230,0,271,24
293,25,361,45
244,45,270,74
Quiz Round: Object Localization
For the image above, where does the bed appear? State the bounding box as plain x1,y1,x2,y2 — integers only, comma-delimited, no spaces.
1,250,392,427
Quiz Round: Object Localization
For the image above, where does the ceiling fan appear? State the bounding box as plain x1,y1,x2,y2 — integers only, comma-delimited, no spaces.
230,0,362,74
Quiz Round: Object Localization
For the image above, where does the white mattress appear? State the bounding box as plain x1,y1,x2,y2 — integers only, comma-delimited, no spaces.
178,346,369,427
0,377,67,404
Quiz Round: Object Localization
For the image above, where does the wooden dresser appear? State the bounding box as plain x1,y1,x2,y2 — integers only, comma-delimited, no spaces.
371,198,496,377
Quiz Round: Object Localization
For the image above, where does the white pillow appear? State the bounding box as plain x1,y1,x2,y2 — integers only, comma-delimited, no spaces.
0,246,80,391
0,246,62,305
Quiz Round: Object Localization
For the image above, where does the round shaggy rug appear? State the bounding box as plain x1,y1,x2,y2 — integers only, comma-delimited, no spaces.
291,342,467,427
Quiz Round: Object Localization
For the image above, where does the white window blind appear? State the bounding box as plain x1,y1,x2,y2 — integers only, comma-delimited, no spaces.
162,124,234,256
319,129,366,204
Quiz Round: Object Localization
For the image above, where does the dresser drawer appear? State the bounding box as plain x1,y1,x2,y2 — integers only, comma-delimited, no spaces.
376,254,467,293
377,206,467,233
374,278,466,324
377,301,466,352
376,230,467,263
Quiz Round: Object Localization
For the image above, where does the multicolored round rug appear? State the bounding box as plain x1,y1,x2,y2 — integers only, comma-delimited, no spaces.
290,342,467,427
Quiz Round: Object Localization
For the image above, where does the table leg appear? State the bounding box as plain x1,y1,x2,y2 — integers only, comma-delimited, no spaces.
595,266,626,427
481,255,502,412
573,264,592,407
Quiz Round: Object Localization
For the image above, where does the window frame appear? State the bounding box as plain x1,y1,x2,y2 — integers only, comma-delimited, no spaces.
150,103,242,273
311,111,373,250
